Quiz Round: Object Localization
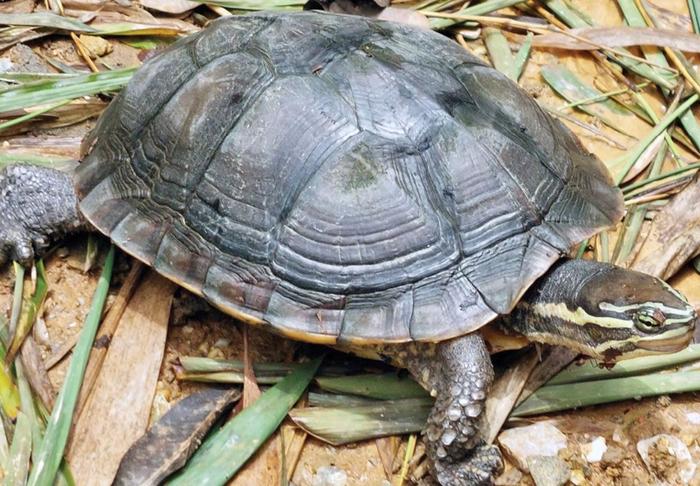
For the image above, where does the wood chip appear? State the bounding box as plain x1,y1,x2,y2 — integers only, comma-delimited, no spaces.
66,270,174,486
483,348,539,444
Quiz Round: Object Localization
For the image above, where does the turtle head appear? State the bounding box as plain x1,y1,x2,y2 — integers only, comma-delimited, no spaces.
507,259,696,363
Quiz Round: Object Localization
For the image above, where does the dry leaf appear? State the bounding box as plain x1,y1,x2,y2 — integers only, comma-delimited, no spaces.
114,387,241,486
533,26,700,52
628,175,700,279
140,0,199,15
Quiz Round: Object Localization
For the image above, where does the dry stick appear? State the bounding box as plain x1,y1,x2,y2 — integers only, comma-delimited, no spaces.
634,0,700,96
75,261,144,417
20,335,55,411
69,32,99,73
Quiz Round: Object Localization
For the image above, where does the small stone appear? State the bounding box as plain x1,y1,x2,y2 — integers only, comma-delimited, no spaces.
311,466,347,486
686,412,700,425
569,469,586,485
78,34,113,58
637,434,696,485
498,422,567,471
494,466,523,486
582,436,607,463
213,338,230,348
601,445,626,465
527,455,570,486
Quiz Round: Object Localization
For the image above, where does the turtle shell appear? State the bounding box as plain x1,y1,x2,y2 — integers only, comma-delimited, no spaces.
75,11,623,345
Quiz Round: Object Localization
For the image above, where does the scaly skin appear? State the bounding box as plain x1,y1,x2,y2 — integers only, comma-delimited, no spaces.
383,334,503,485
0,165,85,266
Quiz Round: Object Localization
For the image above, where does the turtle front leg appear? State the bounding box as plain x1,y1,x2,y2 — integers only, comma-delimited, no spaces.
388,334,502,485
0,164,86,266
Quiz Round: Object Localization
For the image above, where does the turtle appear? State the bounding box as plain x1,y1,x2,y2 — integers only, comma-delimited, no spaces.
0,11,696,485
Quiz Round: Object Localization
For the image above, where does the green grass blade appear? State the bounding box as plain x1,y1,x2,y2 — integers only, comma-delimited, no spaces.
179,356,297,375
622,161,700,196
167,357,322,485
0,362,20,421
315,373,427,400
513,370,700,416
613,94,699,184
27,246,115,486
691,0,700,33
8,263,24,339
15,360,44,464
513,32,533,81
289,398,433,446
0,99,72,133
0,68,135,113
7,260,49,364
0,414,9,472
429,0,526,29
548,344,700,385
484,27,516,81
6,411,32,486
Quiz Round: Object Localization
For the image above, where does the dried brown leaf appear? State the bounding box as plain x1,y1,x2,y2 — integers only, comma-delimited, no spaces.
140,0,199,15
533,26,700,52
628,174,700,279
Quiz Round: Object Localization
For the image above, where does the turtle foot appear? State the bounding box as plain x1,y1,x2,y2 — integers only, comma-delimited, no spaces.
434,443,503,486
0,164,83,266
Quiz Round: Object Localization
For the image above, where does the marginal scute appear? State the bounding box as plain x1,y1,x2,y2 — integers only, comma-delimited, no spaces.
410,269,497,341
76,11,624,344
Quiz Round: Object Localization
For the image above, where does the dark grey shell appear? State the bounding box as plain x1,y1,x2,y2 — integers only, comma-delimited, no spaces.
75,11,623,344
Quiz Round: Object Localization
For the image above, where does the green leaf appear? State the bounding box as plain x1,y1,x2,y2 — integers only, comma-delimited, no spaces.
167,357,322,485
6,412,32,486
27,246,115,486
548,344,700,385
6,260,49,364
0,68,135,114
315,373,427,400
290,398,432,446
513,370,700,416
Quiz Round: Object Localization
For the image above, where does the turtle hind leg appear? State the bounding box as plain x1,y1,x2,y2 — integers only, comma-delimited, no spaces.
0,164,85,266
386,333,503,485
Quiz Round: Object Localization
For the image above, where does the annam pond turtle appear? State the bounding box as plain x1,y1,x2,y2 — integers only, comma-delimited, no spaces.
0,11,696,486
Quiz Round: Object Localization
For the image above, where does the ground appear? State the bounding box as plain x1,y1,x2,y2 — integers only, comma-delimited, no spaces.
2,0,700,485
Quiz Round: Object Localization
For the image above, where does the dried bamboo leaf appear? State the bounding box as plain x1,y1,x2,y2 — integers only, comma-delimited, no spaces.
140,0,199,14
0,12,96,32
7,260,49,365
114,387,241,486
289,398,432,445
627,174,700,279
534,26,700,52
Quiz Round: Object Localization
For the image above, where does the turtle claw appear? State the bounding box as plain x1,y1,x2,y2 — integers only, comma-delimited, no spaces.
435,444,503,486
0,229,35,267
0,164,83,268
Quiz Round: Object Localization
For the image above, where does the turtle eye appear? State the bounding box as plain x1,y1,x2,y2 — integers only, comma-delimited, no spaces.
633,308,664,333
